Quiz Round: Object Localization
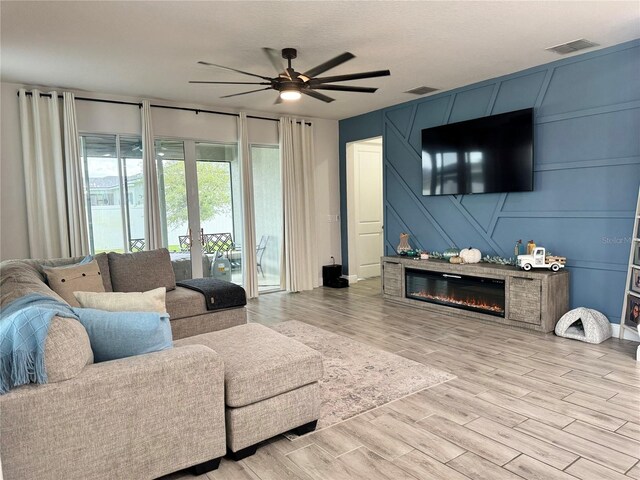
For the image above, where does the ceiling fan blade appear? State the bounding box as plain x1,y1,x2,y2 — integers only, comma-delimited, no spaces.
309,69,391,84
219,87,273,99
262,48,285,75
302,52,355,78
189,81,271,85
310,85,378,93
301,89,335,103
197,61,272,81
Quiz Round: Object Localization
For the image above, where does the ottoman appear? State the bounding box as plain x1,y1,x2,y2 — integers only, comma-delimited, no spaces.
175,323,323,459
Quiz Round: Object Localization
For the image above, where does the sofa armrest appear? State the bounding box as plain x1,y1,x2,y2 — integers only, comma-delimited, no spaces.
0,345,226,480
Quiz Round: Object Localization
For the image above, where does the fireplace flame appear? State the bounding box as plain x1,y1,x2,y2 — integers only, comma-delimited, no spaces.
409,291,505,313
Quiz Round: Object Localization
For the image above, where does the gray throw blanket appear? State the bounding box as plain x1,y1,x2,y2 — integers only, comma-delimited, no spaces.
176,278,247,311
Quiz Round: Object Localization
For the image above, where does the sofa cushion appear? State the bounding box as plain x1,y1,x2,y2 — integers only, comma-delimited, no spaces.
43,260,105,307
94,253,113,292
0,261,65,307
108,248,176,293
74,287,166,313
175,323,323,408
45,316,94,383
165,286,208,320
76,308,173,363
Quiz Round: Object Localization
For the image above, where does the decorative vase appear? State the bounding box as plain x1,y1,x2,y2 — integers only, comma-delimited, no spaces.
515,239,523,257
397,233,411,254
443,248,460,260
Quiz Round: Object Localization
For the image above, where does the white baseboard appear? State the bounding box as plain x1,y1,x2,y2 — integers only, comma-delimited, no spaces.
610,323,640,341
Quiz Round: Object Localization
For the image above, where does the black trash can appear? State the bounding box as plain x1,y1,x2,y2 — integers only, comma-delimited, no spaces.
322,263,349,288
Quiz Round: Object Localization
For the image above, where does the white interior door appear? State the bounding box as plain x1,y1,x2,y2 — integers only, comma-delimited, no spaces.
353,141,383,279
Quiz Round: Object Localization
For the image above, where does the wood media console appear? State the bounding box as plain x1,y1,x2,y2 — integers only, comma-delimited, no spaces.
382,256,569,333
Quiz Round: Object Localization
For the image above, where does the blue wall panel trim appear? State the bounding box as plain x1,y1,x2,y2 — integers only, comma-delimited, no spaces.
408,96,452,155
385,105,413,137
449,84,495,123
385,163,456,247
339,39,640,323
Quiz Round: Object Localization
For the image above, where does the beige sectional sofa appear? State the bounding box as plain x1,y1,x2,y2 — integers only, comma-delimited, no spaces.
0,252,245,479
0,251,322,479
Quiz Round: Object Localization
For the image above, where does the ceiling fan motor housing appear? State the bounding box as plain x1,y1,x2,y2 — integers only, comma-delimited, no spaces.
282,48,297,60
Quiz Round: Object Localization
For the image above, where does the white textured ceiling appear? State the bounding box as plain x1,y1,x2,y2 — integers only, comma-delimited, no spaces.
1,1,638,120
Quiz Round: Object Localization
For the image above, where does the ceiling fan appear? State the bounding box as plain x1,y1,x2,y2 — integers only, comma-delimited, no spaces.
189,48,391,103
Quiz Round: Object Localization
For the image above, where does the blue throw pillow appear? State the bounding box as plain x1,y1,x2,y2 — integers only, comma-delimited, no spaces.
73,308,173,363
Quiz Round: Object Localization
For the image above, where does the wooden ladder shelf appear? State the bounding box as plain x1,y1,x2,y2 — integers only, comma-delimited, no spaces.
619,185,640,351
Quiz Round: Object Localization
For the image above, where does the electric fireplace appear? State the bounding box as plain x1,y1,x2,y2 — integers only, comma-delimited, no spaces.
405,268,505,317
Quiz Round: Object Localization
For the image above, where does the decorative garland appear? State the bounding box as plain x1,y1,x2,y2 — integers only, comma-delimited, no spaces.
427,251,516,266
481,255,516,266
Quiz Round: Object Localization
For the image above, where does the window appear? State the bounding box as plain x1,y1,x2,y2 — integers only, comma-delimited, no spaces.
80,135,142,253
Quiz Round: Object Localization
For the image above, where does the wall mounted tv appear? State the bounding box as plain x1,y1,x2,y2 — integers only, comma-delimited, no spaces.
421,108,534,196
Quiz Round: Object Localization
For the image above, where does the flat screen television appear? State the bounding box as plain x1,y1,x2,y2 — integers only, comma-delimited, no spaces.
421,108,533,196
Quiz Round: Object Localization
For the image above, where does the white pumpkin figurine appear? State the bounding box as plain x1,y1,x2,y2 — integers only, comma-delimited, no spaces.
459,247,481,264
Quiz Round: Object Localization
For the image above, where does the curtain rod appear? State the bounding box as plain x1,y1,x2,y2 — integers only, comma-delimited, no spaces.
17,91,312,125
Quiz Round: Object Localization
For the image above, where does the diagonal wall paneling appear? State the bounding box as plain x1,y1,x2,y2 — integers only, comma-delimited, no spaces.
339,39,640,324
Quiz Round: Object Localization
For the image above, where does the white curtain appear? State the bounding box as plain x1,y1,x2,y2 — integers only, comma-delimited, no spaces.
280,117,319,292
238,113,259,298
62,92,89,256
18,89,70,258
141,100,163,250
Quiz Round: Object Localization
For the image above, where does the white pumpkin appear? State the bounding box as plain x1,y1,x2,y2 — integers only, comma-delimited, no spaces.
459,247,481,264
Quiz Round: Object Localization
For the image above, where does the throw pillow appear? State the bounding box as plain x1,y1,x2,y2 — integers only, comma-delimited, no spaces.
43,260,105,307
108,248,176,293
45,316,94,383
75,308,173,363
74,287,166,313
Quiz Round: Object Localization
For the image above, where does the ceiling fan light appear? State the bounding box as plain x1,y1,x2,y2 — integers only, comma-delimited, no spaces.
280,89,301,101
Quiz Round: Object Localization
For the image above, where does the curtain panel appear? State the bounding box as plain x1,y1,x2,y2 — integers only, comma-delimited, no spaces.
238,113,259,298
141,100,163,250
18,90,91,258
62,92,90,256
279,117,319,292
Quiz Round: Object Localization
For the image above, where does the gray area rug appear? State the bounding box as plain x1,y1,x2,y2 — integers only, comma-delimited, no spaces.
271,320,455,432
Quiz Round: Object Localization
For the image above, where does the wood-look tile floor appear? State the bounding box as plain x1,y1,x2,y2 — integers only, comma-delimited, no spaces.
171,278,640,480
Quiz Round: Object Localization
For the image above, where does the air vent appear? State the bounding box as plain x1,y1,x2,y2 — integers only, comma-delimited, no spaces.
546,38,599,55
405,86,439,95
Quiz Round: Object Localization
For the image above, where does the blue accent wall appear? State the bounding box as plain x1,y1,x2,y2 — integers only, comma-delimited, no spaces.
339,40,640,324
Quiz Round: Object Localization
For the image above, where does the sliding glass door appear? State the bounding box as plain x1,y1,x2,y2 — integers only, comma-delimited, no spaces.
155,139,241,283
82,133,281,292
252,145,282,291
195,142,242,285
155,139,194,279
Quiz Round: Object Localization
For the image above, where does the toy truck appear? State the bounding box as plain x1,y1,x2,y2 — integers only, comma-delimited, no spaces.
517,247,566,272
